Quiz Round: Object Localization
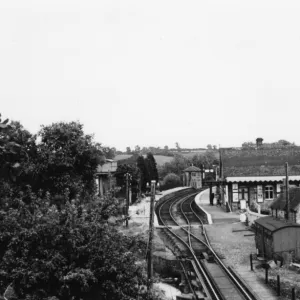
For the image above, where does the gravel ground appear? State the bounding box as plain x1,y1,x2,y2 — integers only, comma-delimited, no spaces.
204,222,256,268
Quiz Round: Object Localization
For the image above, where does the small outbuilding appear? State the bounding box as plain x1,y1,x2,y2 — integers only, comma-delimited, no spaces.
255,216,300,261
95,159,117,197
183,165,202,189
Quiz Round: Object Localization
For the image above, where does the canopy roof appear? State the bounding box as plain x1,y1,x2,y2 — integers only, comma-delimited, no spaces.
226,176,300,183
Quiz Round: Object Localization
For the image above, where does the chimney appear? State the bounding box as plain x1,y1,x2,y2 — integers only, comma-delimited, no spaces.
256,137,263,148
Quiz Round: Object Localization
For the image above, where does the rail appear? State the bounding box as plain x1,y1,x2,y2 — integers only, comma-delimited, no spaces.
157,189,259,300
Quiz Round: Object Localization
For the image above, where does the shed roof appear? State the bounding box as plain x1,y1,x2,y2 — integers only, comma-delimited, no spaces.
255,216,300,232
183,165,201,172
270,187,300,211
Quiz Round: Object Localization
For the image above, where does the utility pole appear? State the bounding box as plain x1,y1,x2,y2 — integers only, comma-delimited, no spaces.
124,173,132,227
285,162,290,221
147,180,156,296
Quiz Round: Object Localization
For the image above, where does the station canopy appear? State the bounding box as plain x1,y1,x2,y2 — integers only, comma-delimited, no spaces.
226,176,300,183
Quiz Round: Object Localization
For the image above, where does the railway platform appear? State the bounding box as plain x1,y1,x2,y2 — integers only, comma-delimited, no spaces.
195,189,240,224
196,189,279,300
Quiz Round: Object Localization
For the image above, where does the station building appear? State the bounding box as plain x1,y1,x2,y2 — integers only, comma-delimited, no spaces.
220,138,300,211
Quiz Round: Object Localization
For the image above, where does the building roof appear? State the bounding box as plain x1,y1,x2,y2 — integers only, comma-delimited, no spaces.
226,176,300,183
270,187,300,211
183,165,201,172
255,216,300,232
221,146,300,177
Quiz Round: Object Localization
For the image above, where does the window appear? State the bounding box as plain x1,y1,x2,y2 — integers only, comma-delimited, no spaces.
264,185,274,200
238,187,248,200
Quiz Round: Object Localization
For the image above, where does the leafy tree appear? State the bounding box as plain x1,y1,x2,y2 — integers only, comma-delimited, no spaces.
190,151,218,169
161,173,181,190
175,142,181,152
241,141,256,149
101,146,116,159
276,139,294,146
158,151,219,179
0,193,153,300
34,121,105,199
134,145,141,153
145,153,158,182
126,147,131,154
0,117,31,184
158,154,189,178
207,144,212,150
137,155,148,192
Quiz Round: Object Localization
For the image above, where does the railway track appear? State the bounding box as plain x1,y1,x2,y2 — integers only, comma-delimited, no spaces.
155,188,258,300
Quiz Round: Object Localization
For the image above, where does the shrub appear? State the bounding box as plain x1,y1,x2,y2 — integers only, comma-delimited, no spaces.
0,193,152,300
161,173,181,190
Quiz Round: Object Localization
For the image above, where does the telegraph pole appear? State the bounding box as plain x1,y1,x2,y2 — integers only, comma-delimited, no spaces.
124,173,132,227
147,180,156,296
285,162,290,221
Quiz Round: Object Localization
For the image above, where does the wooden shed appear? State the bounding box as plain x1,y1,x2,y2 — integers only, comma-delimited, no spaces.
255,216,300,261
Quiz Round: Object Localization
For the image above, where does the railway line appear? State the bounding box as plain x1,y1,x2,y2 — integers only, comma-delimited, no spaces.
155,188,259,300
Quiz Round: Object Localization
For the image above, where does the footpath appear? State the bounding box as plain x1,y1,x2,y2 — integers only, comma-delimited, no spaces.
195,189,279,300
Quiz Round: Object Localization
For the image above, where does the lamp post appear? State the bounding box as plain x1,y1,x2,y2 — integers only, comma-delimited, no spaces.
147,180,160,296
124,172,132,227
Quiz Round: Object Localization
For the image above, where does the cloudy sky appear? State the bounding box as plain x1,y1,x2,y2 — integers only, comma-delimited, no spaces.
1,0,300,151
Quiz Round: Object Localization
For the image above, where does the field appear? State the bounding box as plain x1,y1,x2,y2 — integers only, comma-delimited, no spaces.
152,155,173,165
114,151,219,166
114,154,173,166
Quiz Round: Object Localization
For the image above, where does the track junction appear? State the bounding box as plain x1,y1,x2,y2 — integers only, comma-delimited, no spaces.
155,188,259,300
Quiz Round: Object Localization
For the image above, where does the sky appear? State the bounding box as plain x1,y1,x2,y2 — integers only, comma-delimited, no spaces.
1,0,300,151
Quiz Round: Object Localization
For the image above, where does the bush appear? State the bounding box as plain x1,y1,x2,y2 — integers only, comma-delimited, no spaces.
161,173,181,190
0,192,153,300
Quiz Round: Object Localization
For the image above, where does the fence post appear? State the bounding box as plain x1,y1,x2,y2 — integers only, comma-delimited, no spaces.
250,254,253,271
292,287,295,300
265,266,268,284
277,275,280,296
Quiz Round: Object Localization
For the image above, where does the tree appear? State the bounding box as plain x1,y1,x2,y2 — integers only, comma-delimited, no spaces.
34,121,104,199
146,153,158,182
126,147,131,154
207,144,212,150
134,145,141,153
175,142,181,152
276,139,294,146
101,146,116,159
0,192,154,300
158,154,189,178
0,118,31,183
190,151,218,169
161,173,181,190
137,155,148,192
241,141,256,149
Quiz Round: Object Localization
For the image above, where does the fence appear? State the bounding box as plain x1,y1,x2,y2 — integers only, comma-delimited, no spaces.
245,207,267,227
